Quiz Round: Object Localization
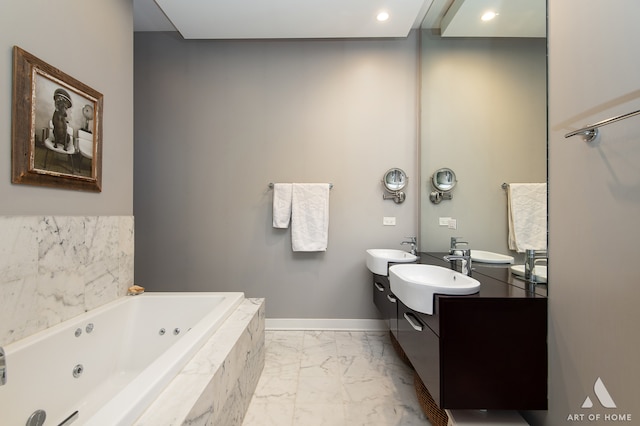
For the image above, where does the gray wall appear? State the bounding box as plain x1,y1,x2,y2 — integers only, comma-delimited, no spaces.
524,1,640,424
420,33,547,254
134,32,419,319
0,1,134,348
0,0,134,215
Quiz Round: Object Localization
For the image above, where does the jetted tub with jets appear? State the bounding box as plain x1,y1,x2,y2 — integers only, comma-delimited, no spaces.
0,292,245,426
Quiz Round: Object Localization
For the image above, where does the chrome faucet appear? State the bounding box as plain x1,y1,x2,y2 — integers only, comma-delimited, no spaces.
449,237,469,254
1,347,6,385
524,249,547,282
401,236,418,256
443,248,472,276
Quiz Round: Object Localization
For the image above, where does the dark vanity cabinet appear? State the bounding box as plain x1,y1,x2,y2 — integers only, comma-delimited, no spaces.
372,273,398,336
397,297,547,410
374,253,548,411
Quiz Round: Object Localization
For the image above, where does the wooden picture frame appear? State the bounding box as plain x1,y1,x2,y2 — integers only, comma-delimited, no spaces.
11,46,103,192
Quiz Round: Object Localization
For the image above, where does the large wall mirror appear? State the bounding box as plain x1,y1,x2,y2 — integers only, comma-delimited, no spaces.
418,0,547,256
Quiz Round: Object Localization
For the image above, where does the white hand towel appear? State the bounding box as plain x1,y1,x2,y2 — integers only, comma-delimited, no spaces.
291,183,330,252
272,183,292,228
507,183,547,253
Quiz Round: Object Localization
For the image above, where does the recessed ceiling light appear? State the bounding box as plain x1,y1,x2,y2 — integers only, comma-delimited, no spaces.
481,11,498,21
377,11,390,22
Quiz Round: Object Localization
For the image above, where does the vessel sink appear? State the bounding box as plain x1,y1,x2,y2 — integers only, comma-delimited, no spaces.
510,265,547,283
470,250,514,264
389,264,480,315
366,249,418,276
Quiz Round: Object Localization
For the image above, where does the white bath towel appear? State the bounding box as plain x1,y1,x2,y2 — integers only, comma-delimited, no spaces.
272,183,293,228
507,183,547,253
291,183,331,252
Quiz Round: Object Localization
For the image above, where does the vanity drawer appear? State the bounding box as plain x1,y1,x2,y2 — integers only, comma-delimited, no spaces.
372,274,398,335
397,300,441,403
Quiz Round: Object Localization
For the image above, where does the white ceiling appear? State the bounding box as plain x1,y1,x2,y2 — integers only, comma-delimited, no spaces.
134,0,432,39
439,0,545,38
132,0,545,39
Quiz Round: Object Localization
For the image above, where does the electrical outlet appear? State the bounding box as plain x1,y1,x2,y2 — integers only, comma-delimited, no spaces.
383,217,396,226
448,218,457,230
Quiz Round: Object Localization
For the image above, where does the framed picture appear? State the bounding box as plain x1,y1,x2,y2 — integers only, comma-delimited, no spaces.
11,46,103,192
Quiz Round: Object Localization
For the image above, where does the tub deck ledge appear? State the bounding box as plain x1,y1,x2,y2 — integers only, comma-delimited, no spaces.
134,298,265,425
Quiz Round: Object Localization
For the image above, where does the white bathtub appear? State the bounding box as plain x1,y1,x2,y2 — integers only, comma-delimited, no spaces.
0,292,244,426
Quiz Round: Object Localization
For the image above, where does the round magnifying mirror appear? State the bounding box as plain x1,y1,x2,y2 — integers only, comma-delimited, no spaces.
432,168,456,192
383,168,407,192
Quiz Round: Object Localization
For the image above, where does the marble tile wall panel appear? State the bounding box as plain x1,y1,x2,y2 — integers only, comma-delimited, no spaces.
0,216,134,346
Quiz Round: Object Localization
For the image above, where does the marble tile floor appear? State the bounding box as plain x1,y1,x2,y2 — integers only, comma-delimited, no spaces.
243,330,431,426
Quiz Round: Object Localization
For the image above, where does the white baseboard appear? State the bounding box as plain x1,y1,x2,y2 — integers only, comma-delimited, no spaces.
265,318,387,331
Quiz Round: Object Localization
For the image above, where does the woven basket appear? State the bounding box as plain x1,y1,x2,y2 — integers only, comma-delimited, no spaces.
414,372,449,426
389,331,413,368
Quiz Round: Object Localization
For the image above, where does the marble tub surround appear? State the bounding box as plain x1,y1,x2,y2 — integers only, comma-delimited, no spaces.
0,216,134,345
243,330,428,426
135,298,265,426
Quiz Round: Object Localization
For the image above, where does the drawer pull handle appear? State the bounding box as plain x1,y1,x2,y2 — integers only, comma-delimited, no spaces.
403,312,423,332
374,282,385,292
387,294,397,303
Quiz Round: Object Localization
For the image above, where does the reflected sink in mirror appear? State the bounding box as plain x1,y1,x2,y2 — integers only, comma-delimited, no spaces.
470,250,514,264
366,249,418,276
389,264,480,315
510,264,547,283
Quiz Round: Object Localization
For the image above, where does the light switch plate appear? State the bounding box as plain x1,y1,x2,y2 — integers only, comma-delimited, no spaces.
439,217,451,226
383,217,396,226
448,219,457,230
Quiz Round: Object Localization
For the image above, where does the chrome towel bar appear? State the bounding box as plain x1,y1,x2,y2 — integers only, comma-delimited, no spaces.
564,108,640,142
268,182,333,189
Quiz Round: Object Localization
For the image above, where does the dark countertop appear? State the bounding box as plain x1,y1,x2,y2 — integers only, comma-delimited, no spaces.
417,252,547,299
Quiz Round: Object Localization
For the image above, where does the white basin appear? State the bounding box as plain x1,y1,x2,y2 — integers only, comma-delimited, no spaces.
366,249,418,276
470,250,514,264
510,265,547,283
389,264,480,315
